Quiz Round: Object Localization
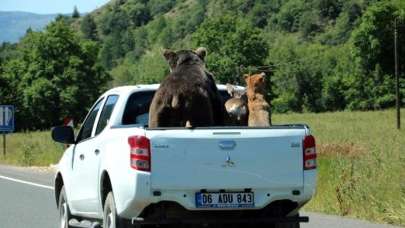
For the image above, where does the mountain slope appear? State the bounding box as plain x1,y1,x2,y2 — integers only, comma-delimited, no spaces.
81,0,405,113
0,11,57,43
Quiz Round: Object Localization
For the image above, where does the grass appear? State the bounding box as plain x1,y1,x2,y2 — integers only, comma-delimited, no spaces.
0,109,404,225
0,131,63,167
273,109,405,226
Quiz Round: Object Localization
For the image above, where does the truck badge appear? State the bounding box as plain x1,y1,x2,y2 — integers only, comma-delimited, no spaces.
219,140,236,150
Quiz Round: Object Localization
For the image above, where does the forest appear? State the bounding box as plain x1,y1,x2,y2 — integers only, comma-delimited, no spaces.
0,0,404,130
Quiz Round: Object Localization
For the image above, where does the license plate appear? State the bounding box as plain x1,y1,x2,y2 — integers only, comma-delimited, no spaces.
195,192,255,208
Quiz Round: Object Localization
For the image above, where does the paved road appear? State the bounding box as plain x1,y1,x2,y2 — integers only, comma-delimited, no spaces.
0,164,400,228
301,212,399,228
0,165,57,228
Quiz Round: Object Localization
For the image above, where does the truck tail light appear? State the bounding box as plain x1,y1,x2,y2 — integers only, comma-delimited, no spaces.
128,136,151,172
303,135,316,170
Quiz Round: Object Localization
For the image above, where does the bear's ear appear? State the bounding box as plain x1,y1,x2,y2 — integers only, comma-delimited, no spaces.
195,47,207,60
260,72,266,77
163,49,176,62
163,49,178,71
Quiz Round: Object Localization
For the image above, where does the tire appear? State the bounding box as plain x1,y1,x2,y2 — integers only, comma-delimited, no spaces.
58,186,73,228
103,192,126,228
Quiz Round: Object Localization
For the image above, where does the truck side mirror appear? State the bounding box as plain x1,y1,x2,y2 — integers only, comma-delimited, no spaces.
51,126,75,144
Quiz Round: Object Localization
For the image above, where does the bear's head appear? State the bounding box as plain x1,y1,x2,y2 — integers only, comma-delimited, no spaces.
163,47,207,72
244,72,266,94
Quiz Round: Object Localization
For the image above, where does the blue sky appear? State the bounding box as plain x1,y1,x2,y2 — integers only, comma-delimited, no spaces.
0,0,110,14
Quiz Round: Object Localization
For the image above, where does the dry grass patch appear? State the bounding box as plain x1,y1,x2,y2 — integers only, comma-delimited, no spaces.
317,143,366,158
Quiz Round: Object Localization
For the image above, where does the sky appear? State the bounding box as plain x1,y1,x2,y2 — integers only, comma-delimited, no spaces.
0,0,110,14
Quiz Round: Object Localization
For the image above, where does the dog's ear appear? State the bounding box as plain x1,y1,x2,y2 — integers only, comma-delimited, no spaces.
226,83,235,97
259,73,266,83
195,47,207,60
244,74,250,83
163,49,178,71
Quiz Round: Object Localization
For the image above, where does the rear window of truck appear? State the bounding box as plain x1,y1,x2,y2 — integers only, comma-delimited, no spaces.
122,90,231,125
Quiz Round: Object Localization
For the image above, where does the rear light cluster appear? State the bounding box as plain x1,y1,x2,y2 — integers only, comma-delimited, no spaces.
303,135,317,170
128,136,151,172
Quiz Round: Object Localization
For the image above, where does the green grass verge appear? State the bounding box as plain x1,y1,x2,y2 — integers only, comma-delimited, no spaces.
0,109,404,225
273,109,405,225
0,131,63,166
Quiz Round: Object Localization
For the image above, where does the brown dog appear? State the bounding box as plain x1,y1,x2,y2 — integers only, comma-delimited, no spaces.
245,73,271,127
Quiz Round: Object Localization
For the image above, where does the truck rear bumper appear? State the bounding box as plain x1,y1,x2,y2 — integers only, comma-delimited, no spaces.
127,199,306,227
117,170,316,219
150,188,309,210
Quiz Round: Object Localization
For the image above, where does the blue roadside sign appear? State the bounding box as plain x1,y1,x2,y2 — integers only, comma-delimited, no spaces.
0,105,14,132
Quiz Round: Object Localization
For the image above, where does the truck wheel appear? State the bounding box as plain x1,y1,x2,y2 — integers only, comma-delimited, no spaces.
59,186,73,228
103,192,125,228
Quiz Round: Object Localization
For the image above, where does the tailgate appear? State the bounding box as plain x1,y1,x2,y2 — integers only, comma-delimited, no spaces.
146,127,306,190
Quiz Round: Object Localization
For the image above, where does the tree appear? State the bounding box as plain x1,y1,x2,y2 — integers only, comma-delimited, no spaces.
81,14,98,40
125,2,151,27
270,0,307,32
72,6,80,18
317,2,363,45
99,33,126,69
348,0,405,109
1,20,110,130
99,6,129,35
147,0,176,16
299,10,321,38
249,3,271,28
132,27,148,58
192,15,269,84
268,35,329,112
0,42,17,65
111,47,168,86
315,0,343,20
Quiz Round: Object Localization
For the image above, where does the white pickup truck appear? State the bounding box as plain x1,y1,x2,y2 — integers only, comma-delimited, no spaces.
51,84,317,228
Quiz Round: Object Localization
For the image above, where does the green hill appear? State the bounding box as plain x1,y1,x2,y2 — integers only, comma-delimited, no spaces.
0,11,57,43
79,0,405,113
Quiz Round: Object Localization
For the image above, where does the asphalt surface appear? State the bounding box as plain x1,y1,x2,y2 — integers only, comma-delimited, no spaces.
0,165,57,228
0,164,401,228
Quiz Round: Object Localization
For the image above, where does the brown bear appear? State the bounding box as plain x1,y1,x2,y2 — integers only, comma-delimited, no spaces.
148,48,225,128
224,84,248,126
245,72,271,127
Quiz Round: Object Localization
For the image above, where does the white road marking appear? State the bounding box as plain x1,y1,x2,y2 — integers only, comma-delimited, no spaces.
0,174,54,190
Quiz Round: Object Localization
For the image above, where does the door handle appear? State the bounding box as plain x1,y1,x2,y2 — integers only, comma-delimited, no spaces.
95,149,100,155
79,154,85,160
